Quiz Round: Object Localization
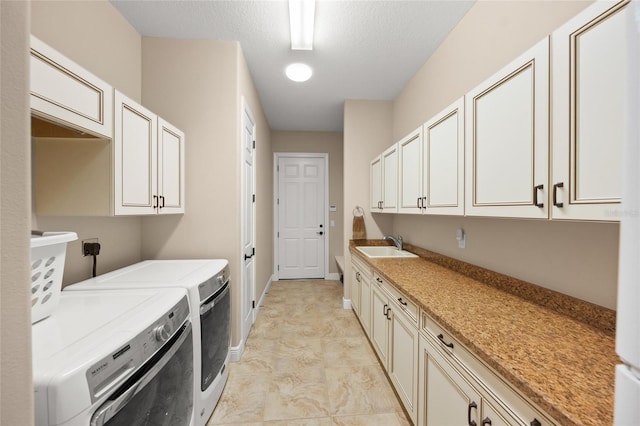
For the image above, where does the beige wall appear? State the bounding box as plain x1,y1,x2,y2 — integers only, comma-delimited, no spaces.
343,100,394,299
386,0,619,309
1,0,33,424
141,38,272,347
31,0,144,285
272,131,344,275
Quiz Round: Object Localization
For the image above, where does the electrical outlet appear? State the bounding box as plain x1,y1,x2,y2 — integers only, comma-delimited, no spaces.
82,238,99,256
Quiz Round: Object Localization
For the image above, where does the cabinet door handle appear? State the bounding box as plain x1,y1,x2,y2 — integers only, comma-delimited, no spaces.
482,418,492,426
468,401,478,426
398,297,408,306
386,308,391,320
356,272,361,282
533,184,544,208
417,197,422,209
553,182,564,208
437,333,454,349
153,195,158,209
383,303,388,316
160,195,165,208
422,196,427,210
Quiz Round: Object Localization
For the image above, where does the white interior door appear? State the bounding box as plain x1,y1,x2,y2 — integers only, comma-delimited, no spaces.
277,155,326,279
241,101,256,343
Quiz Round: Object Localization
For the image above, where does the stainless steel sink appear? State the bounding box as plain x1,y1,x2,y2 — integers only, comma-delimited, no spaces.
355,246,418,258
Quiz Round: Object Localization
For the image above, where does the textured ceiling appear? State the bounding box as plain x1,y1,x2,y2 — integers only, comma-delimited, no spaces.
111,0,474,132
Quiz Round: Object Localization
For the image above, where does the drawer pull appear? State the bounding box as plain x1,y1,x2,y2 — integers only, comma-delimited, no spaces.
530,420,541,426
398,297,408,306
468,401,478,426
482,418,492,426
356,272,361,282
376,277,383,284
533,184,544,208
437,333,454,349
553,182,564,208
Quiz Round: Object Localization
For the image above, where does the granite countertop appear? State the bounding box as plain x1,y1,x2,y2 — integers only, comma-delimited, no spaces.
349,240,618,426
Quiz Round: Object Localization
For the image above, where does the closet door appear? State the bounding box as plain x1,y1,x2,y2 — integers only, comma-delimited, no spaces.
551,0,628,221
465,38,549,219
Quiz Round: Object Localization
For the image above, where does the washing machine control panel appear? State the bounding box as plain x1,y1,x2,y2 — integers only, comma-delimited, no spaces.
85,296,190,403
198,265,230,302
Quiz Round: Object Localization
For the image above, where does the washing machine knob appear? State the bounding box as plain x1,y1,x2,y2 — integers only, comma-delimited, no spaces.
217,275,224,286
154,324,171,342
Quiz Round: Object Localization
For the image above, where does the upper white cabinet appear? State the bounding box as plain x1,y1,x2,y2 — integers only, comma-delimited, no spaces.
465,38,549,219
423,97,465,216
551,0,628,221
370,155,383,211
30,36,113,139
398,127,423,214
370,144,399,213
115,91,185,215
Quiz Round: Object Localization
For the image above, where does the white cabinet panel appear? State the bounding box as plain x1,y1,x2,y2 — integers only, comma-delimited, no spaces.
551,0,628,220
158,119,185,214
382,144,399,212
30,36,113,138
465,38,549,219
398,128,423,214
370,280,389,366
370,155,383,211
389,306,419,423
115,91,158,215
424,97,465,215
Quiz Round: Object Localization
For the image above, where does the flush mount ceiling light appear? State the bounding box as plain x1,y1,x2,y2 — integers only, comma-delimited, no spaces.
289,0,315,50
285,63,313,82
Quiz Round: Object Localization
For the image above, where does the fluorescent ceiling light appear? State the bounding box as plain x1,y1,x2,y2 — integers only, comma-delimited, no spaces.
289,0,315,50
286,63,313,82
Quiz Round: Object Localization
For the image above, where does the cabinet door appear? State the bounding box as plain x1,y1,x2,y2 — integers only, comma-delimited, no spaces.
370,155,383,211
465,38,549,219
30,36,113,138
370,281,389,366
158,118,185,214
360,273,372,337
114,91,158,215
424,97,465,216
418,336,482,426
551,0,628,221
481,398,518,426
351,265,361,316
388,307,419,423
382,144,399,213
398,128,423,214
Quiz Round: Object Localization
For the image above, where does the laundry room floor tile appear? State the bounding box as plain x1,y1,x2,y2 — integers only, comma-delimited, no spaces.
207,280,411,426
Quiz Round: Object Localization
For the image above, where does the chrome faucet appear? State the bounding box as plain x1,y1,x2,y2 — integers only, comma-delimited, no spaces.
384,234,403,251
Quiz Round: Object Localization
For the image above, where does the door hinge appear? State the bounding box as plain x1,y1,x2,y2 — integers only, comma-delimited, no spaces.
252,194,255,203
277,232,279,238
277,165,279,172
277,265,280,271
253,140,255,149
252,300,255,309
277,198,279,205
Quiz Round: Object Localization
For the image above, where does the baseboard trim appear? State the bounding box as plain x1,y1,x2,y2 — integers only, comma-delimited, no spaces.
326,272,341,281
256,274,274,314
343,298,352,310
228,339,245,362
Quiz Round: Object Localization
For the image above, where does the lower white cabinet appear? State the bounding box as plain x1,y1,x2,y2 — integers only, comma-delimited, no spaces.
419,313,555,426
370,273,419,424
351,256,372,336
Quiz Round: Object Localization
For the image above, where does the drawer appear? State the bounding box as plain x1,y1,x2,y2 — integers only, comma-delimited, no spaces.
351,254,372,280
373,272,418,325
422,313,557,426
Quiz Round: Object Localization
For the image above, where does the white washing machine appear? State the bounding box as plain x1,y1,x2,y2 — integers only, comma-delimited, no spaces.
64,260,230,426
32,287,193,426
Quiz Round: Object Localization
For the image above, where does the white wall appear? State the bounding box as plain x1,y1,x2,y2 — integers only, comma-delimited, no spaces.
1,1,33,424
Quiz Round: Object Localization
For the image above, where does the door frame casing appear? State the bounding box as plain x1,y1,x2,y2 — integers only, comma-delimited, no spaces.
240,97,257,346
273,152,330,280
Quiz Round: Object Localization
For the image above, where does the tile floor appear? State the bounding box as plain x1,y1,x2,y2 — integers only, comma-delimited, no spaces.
207,280,412,426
